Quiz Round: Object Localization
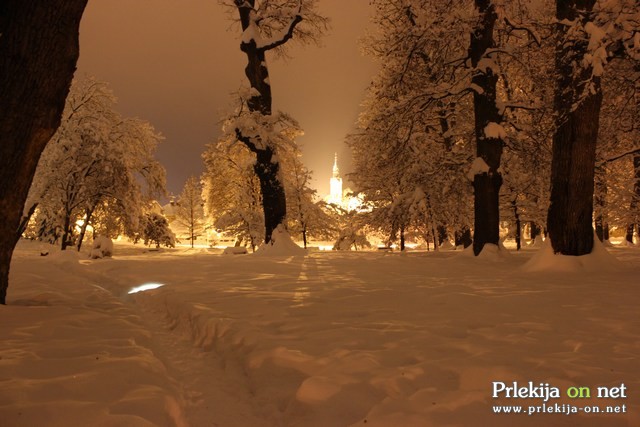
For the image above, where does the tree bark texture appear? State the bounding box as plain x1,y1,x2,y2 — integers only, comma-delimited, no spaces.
594,174,608,242
0,0,87,304
235,0,292,244
469,0,503,256
547,0,601,256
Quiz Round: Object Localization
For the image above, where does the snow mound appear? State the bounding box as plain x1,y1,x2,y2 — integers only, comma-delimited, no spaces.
223,246,248,255
255,225,305,256
477,243,512,260
528,237,544,248
457,243,511,260
439,240,455,251
48,248,82,265
523,235,622,273
89,236,114,259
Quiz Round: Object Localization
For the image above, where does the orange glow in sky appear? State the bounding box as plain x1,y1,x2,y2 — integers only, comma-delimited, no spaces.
78,0,378,197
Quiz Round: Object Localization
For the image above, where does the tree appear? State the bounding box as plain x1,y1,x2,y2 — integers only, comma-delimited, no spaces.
223,0,327,244
359,0,545,255
175,176,205,248
547,0,639,255
143,213,175,249
468,0,505,255
202,140,265,251
283,152,337,248
594,60,640,244
23,77,166,251
0,0,88,304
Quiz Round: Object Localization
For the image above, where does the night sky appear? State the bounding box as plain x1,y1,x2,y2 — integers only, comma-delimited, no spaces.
77,0,378,198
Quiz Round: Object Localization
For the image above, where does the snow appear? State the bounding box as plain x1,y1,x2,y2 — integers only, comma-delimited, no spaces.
466,157,491,180
483,121,507,140
89,236,114,259
223,246,248,255
255,225,306,256
523,235,623,273
2,239,639,426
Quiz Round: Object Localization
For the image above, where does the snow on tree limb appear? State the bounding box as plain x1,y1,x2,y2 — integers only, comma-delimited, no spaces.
467,157,491,181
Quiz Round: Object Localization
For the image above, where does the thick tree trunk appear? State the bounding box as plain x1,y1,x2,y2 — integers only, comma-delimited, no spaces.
400,224,405,251
235,1,290,244
0,0,87,304
253,147,287,243
547,0,601,256
469,0,503,256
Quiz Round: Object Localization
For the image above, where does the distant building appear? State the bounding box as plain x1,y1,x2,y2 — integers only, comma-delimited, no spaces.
328,153,343,206
324,153,365,212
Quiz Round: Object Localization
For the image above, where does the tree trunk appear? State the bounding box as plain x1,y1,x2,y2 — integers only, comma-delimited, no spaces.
17,203,38,239
60,209,74,251
253,147,287,243
594,174,607,242
235,1,291,244
0,0,87,304
469,0,503,256
432,230,438,252
512,199,521,250
400,223,405,251
530,221,541,242
626,224,636,245
455,228,473,249
547,0,601,256
437,225,447,246
302,223,308,249
76,205,95,251
191,207,196,248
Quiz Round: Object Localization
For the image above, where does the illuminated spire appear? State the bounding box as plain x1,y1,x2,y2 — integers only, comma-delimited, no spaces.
329,153,343,206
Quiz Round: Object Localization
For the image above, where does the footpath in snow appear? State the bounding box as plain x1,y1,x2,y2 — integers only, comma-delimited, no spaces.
1,239,639,426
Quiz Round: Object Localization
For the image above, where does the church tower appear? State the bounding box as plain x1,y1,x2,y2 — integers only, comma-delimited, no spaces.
329,153,343,206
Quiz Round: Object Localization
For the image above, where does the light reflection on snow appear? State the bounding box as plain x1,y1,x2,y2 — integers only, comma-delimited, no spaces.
128,283,165,294
292,287,311,307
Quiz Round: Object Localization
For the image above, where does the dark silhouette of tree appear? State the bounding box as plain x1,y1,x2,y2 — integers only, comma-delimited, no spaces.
0,0,88,304
547,0,638,255
226,0,327,243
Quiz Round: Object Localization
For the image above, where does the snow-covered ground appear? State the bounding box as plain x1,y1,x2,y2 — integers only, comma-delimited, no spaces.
1,239,639,426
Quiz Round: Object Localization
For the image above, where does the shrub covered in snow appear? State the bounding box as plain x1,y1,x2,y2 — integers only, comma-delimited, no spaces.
222,246,248,255
333,227,371,251
89,236,114,259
